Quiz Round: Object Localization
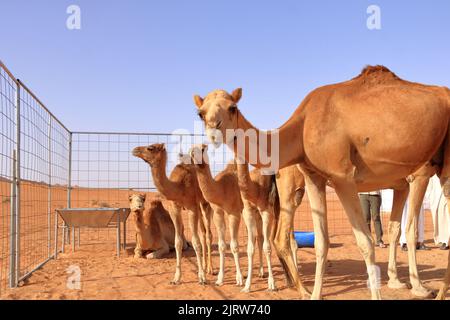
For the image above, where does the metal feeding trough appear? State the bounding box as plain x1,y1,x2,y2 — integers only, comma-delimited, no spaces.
55,208,131,257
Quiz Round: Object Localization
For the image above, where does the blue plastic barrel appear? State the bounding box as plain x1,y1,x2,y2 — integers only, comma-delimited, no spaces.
293,231,315,248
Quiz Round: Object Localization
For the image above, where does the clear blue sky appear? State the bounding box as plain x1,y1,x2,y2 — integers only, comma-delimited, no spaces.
1,0,449,134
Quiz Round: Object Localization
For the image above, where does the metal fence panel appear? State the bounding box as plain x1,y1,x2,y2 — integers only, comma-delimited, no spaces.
16,82,71,282
0,62,18,294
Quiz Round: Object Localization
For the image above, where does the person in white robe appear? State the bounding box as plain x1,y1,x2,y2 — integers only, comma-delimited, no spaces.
428,175,450,250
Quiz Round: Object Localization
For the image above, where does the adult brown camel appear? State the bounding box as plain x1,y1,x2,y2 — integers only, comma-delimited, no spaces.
132,143,214,285
129,194,188,259
193,65,450,299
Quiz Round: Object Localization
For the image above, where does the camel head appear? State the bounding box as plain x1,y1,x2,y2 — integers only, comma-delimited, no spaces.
194,88,242,147
189,144,209,168
132,143,167,167
129,193,146,212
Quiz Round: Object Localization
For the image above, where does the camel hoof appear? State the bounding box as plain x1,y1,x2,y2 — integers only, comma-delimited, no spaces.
436,291,446,300
388,279,409,289
240,287,250,293
267,280,276,292
236,276,244,287
411,286,435,298
303,292,313,300
215,281,223,287
267,287,277,292
258,272,266,279
199,280,207,286
170,280,180,285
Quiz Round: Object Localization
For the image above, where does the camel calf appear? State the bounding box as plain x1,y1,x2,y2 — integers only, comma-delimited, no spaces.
129,194,188,259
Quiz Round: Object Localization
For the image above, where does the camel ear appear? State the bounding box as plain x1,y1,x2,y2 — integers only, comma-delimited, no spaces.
231,88,242,103
156,143,165,151
128,195,133,201
194,95,204,109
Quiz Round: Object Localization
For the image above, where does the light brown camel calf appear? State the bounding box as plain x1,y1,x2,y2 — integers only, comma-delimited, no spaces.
133,144,214,285
129,194,188,259
193,65,450,299
189,144,266,291
234,159,279,291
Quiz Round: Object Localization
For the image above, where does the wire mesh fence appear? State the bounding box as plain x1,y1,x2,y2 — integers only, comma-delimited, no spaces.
0,61,71,295
69,131,236,246
0,62,17,295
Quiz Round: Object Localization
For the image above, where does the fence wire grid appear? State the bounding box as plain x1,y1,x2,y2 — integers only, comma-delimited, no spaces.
0,61,434,296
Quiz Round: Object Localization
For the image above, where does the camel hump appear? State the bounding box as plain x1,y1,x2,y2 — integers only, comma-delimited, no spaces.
353,65,401,84
149,199,164,210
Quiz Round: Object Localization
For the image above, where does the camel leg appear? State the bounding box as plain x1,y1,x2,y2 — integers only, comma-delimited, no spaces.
188,208,207,285
228,212,244,286
290,226,299,271
200,203,214,275
405,176,434,297
437,173,450,299
241,204,257,292
437,249,450,300
198,218,207,272
168,203,184,285
436,137,450,300
261,209,276,291
272,197,305,293
387,186,410,289
333,180,381,300
273,205,310,297
303,173,329,300
212,207,226,286
134,233,143,259
147,242,170,259
255,211,265,278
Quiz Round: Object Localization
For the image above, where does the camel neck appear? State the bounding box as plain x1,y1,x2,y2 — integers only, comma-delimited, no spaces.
150,160,179,201
195,164,224,205
236,163,259,204
231,109,304,170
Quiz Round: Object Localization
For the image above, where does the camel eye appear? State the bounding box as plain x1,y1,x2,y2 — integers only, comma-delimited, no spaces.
229,105,237,114
197,111,204,120
147,146,154,152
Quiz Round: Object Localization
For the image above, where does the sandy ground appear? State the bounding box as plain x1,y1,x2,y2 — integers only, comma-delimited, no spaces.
1,183,448,300
1,231,449,300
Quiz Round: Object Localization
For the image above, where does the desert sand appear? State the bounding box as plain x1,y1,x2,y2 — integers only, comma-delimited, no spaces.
1,185,448,300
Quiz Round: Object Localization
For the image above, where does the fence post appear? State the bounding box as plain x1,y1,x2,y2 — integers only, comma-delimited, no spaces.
62,132,73,253
14,81,21,285
47,117,52,258
9,151,17,288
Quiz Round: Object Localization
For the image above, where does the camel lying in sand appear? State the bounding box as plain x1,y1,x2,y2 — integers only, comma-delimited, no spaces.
129,194,188,259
